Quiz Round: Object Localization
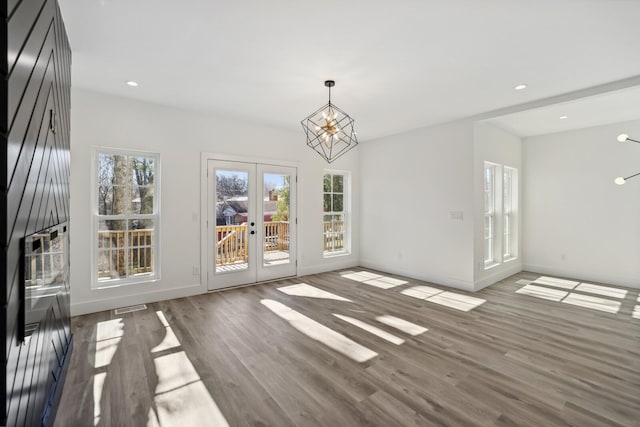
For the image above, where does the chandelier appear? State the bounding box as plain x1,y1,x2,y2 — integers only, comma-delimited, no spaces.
615,133,640,185
301,80,358,163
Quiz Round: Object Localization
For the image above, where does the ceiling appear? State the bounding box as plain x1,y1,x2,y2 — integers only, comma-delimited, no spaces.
486,85,640,138
58,0,640,140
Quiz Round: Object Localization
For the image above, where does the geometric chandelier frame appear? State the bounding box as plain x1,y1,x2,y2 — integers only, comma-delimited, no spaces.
301,80,358,163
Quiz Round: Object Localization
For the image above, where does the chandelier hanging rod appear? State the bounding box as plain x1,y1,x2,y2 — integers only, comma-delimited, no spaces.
325,80,334,104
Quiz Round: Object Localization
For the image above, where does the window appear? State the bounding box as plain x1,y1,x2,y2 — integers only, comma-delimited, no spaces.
323,170,350,255
503,166,518,260
94,149,160,286
483,161,518,269
483,162,498,267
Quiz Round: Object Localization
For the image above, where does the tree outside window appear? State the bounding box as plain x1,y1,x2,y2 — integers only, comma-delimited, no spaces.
95,150,159,284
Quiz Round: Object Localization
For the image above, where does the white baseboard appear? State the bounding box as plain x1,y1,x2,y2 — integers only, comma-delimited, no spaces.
359,259,475,292
522,264,640,290
71,283,204,316
473,263,522,291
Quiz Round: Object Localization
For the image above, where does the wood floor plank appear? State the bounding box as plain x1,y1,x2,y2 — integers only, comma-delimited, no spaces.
55,269,640,426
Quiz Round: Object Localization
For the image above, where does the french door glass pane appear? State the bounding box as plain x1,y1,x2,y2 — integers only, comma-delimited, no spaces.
215,169,250,272
263,173,290,267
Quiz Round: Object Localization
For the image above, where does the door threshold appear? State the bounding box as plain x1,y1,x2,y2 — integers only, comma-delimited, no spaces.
207,275,298,293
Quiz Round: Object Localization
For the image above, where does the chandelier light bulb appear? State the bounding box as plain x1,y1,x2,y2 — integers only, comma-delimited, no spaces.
617,134,629,142
614,177,626,185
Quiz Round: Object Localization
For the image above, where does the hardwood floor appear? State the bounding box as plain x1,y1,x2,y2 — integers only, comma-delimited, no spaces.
54,269,640,427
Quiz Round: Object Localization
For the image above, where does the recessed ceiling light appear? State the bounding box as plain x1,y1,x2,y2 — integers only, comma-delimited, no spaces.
559,115,568,120
514,84,527,91
126,81,139,87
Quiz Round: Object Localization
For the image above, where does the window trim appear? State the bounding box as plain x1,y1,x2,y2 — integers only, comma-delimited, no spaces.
91,147,161,288
483,161,519,270
483,162,499,268
323,169,351,257
503,166,518,262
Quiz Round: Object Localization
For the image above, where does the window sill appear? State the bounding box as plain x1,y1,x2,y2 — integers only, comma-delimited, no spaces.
484,262,500,271
92,275,160,290
323,251,351,259
503,256,518,263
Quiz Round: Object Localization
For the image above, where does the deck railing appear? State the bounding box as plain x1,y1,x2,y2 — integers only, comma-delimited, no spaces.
97,228,154,278
97,221,341,270
264,221,290,251
215,225,248,265
215,221,291,264
323,220,344,251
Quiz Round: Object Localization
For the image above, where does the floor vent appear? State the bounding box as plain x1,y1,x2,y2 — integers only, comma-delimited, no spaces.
516,279,532,285
114,304,148,315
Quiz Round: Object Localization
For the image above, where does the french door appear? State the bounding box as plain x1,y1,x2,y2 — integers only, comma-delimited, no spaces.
207,160,297,290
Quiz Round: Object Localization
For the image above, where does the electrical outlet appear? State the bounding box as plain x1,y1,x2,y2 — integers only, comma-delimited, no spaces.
193,266,200,275
450,211,464,220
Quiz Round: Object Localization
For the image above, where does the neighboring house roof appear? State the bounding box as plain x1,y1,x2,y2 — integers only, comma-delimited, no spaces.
216,197,280,219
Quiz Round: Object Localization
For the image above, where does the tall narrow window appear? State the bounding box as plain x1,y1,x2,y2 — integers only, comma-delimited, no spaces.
483,163,498,267
323,170,350,256
503,166,518,260
94,149,160,286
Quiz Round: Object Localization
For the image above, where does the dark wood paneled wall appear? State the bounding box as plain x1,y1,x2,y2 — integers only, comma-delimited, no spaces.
2,0,72,425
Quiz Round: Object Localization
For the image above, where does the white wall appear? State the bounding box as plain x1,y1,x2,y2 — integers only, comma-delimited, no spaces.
70,89,360,315
473,122,522,289
359,120,476,290
523,119,640,288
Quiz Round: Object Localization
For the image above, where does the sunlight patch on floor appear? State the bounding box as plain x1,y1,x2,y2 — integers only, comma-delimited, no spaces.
532,276,579,290
401,285,443,299
94,318,124,368
516,277,630,316
562,293,621,314
92,318,125,426
261,299,378,362
341,270,382,282
633,305,640,319
375,315,427,336
333,314,405,345
362,276,408,289
400,286,485,311
153,351,229,427
93,372,107,426
340,270,407,289
278,283,352,302
426,292,486,312
574,283,628,299
151,311,181,353
516,284,568,302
